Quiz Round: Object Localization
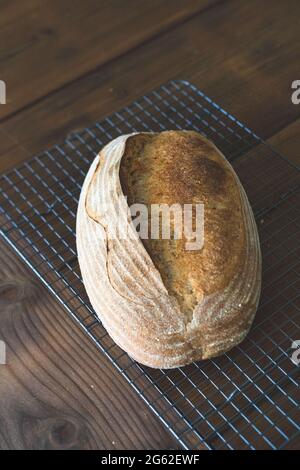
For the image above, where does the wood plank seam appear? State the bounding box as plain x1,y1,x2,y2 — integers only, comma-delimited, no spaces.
0,0,225,125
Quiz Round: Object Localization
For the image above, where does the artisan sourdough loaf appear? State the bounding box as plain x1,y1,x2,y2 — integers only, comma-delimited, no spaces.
76,130,261,368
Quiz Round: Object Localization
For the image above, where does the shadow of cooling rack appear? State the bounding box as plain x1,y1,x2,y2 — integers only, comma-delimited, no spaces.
0,80,300,450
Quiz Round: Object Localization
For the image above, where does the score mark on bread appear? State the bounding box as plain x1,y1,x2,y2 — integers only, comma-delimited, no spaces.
76,130,261,368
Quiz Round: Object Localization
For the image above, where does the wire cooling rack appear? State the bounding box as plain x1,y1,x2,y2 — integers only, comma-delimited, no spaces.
0,80,300,450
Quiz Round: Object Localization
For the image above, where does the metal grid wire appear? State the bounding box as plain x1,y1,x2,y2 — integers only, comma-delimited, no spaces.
0,80,300,450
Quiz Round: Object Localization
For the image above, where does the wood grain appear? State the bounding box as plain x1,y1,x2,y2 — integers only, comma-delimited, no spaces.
0,240,181,449
0,0,299,450
0,0,217,119
0,116,298,450
1,0,300,172
268,118,300,167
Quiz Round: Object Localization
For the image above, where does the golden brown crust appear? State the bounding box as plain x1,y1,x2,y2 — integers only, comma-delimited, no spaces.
77,131,262,369
120,131,246,317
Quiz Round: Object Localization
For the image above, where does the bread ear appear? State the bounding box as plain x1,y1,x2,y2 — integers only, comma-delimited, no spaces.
77,132,261,368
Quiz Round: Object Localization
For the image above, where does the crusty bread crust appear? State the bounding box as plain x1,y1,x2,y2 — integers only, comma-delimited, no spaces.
76,131,261,368
120,131,246,318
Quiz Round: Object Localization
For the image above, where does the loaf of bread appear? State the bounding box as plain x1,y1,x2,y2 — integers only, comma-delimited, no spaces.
76,130,261,368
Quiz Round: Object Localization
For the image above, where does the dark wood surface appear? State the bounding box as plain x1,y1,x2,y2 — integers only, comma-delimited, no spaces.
0,0,299,449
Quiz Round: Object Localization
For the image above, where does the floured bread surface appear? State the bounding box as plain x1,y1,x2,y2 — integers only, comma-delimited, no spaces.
76,130,261,368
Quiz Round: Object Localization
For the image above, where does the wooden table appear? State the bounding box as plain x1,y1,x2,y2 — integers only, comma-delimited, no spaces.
0,0,299,449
